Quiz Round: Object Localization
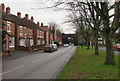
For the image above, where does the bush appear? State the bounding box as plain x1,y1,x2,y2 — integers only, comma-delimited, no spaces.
54,41,60,47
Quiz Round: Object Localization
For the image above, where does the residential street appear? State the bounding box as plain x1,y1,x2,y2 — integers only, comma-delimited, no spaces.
2,46,76,79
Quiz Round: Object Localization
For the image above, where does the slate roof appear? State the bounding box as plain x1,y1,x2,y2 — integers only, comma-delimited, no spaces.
2,11,42,30
40,26,50,32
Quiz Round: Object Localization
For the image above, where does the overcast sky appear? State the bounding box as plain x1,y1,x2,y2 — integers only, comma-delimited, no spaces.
1,0,76,34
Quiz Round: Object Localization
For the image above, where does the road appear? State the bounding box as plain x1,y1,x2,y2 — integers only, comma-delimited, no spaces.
2,46,76,79
99,47,120,55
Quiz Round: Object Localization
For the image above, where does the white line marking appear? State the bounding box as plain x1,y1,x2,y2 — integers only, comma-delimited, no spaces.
0,65,24,75
31,59,41,63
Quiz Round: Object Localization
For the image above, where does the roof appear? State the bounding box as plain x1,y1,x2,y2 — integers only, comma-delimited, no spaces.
2,11,42,30
23,18,41,30
40,26,49,32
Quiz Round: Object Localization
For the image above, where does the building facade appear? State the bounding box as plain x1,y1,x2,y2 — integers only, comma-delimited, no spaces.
1,3,62,56
2,6,15,52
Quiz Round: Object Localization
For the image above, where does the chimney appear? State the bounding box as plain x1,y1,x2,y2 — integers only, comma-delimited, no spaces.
25,14,28,19
41,23,43,26
50,26,52,30
17,12,21,18
6,7,10,14
52,27,55,30
1,3,5,11
31,16,34,21
37,22,39,26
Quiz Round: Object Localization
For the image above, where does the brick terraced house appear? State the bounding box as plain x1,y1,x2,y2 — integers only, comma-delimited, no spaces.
40,23,50,45
1,3,62,56
2,6,15,52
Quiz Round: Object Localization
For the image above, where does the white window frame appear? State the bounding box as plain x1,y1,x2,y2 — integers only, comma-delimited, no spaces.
37,39,41,44
20,39,25,46
24,27,27,35
40,31,41,38
30,39,33,46
20,26,23,36
37,30,39,37
30,29,32,36
46,32,49,38
42,32,44,38
9,37,14,48
27,28,29,35
7,21,11,32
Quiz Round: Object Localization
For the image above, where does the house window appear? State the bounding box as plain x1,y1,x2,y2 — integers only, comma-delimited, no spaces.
30,39,33,46
24,27,27,35
30,29,32,35
40,31,41,38
37,30,39,37
37,40,41,44
20,39,25,46
46,32,49,38
9,37,14,47
20,26,23,36
27,29,29,35
7,23,11,32
42,32,44,38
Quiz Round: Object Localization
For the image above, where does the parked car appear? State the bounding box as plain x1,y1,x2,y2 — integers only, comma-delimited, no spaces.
44,44,54,52
51,44,57,51
114,44,120,51
63,44,69,47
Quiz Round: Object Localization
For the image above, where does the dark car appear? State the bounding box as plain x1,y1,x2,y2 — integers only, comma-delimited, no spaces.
44,44,54,52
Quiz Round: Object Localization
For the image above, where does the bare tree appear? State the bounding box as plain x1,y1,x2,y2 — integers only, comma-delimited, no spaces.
33,0,120,65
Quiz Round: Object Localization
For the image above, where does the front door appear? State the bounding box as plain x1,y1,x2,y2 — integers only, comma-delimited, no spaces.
3,38,8,51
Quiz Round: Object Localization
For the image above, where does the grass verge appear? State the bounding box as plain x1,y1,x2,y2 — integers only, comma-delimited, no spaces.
57,46,119,79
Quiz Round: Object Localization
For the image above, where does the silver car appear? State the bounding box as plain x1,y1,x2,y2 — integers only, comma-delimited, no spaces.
51,44,58,51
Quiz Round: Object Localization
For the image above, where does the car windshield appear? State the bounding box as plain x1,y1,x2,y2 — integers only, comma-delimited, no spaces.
45,45,51,47
116,44,120,47
51,44,56,46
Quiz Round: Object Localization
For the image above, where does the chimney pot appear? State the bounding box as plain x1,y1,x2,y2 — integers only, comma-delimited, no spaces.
1,3,5,11
37,22,39,26
41,23,43,26
25,14,28,19
6,7,10,14
17,12,21,18
31,16,34,21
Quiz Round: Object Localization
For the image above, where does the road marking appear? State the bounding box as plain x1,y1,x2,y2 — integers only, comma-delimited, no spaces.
0,65,24,75
31,59,41,63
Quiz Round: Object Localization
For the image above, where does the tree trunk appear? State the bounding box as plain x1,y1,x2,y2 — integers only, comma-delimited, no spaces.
94,30,99,55
104,34,115,65
103,20,115,65
101,3,115,65
87,41,90,49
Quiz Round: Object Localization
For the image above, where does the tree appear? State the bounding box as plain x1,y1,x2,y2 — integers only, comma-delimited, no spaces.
64,1,101,53
90,2,120,65
35,0,120,65
72,1,119,64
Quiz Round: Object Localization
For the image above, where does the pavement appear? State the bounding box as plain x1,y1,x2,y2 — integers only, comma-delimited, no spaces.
99,47,120,56
2,50,44,63
2,46,76,79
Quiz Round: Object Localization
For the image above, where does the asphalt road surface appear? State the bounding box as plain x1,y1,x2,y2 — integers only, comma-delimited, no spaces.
2,46,76,79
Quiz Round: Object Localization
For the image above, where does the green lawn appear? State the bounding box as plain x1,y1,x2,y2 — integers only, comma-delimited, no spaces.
57,47,119,79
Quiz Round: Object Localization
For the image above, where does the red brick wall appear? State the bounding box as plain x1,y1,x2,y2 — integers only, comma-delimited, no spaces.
2,20,15,51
